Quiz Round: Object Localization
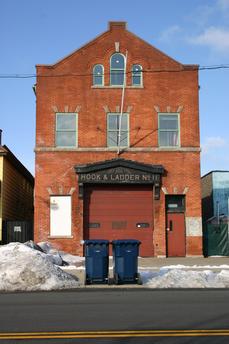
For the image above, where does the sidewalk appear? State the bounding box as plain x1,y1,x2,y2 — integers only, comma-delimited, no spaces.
61,256,229,288
138,256,229,268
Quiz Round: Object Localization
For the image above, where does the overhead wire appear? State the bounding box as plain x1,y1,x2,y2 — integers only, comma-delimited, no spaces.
0,64,229,79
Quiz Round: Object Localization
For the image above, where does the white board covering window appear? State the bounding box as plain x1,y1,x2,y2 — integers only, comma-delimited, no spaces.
50,196,71,237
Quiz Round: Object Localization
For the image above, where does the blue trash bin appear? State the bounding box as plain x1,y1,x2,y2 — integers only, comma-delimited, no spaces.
112,240,142,284
84,240,109,284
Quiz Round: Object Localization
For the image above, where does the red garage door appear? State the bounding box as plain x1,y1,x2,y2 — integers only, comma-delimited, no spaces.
84,185,154,256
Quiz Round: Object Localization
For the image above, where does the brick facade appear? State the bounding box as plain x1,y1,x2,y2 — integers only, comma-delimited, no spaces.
34,22,202,256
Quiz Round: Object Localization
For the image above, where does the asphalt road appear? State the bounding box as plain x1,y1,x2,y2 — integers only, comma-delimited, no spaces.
0,289,229,343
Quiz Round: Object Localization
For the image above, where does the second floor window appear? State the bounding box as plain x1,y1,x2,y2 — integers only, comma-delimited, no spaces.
56,113,78,147
110,53,125,86
93,64,104,86
158,113,180,147
107,113,129,147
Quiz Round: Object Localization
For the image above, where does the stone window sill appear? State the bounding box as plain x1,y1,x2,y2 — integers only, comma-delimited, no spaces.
91,85,144,89
48,236,73,239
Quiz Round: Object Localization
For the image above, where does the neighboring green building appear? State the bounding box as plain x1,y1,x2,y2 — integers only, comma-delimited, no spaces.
201,171,229,256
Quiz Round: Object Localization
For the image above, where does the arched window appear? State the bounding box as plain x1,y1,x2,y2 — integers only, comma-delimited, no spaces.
110,53,125,86
132,64,142,86
93,64,104,86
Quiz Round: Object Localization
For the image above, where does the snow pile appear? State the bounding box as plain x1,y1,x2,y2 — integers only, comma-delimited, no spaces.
141,268,229,288
60,252,84,267
38,241,85,267
0,243,80,291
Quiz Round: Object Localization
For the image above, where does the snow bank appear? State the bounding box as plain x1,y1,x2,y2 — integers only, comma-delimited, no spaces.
59,252,84,267
0,243,80,291
38,241,85,267
141,268,229,288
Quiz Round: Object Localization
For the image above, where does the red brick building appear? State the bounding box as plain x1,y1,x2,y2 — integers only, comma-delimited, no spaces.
34,22,202,257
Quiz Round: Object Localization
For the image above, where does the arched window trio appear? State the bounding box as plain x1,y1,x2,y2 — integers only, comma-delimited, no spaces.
93,53,142,87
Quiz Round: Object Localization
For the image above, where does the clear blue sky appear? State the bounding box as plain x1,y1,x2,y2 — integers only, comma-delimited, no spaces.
0,0,229,176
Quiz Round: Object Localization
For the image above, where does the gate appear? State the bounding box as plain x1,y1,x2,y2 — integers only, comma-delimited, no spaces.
203,223,229,256
3,221,33,244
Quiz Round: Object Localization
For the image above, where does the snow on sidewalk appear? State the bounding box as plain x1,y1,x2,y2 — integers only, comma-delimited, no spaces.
141,268,229,288
0,243,80,291
1,242,229,290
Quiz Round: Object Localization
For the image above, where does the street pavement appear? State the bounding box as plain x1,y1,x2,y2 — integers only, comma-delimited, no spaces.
0,289,229,343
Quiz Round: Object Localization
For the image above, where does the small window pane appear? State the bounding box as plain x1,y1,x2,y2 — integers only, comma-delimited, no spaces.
94,65,103,74
159,131,179,146
159,115,178,130
108,132,118,146
108,114,127,130
108,115,119,130
56,131,76,147
133,75,141,85
111,53,125,69
120,131,128,146
120,114,128,130
110,71,124,85
94,75,102,85
57,115,76,130
107,132,128,147
133,65,141,72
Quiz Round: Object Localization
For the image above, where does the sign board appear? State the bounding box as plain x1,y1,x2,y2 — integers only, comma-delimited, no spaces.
78,167,160,185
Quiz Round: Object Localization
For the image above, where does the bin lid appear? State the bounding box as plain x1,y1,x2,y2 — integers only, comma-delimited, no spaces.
112,239,141,245
84,239,109,245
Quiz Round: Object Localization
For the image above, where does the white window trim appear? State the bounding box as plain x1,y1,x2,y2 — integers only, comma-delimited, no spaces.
55,112,78,148
158,112,180,148
107,112,129,148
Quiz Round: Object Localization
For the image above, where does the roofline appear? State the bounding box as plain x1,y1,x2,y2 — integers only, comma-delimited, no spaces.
201,170,229,179
0,145,34,184
36,22,197,70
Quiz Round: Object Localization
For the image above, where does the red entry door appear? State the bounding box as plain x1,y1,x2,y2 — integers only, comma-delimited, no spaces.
166,212,185,257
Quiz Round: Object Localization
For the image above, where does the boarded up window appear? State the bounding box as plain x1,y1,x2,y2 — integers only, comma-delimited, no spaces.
50,196,71,236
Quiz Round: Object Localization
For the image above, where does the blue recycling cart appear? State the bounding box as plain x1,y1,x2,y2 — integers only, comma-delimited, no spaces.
84,240,109,284
112,240,142,285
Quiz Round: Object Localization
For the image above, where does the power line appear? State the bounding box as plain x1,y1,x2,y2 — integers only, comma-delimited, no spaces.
0,64,229,79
